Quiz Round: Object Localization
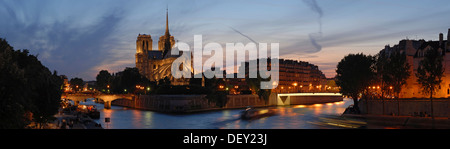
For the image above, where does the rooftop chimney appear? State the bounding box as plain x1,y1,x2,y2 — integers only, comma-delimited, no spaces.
448,28,450,41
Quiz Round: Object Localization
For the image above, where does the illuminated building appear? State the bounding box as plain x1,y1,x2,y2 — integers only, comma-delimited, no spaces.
380,28,450,98
238,58,327,93
135,8,190,85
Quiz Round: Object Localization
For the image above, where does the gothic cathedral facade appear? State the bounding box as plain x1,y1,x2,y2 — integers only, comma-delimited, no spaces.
135,9,189,85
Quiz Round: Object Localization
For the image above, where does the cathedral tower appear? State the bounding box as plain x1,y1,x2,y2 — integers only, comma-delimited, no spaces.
136,34,153,76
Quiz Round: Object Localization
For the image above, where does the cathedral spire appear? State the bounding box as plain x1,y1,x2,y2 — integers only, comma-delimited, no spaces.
165,6,170,36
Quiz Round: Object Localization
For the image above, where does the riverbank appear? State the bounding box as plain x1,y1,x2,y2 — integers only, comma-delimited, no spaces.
359,98,449,117
342,114,450,129
51,107,103,129
109,94,344,113
110,94,267,113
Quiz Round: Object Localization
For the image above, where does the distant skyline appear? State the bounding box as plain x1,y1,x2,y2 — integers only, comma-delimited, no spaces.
1,0,450,80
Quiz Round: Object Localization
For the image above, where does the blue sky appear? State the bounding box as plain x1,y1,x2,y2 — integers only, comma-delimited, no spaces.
1,0,450,80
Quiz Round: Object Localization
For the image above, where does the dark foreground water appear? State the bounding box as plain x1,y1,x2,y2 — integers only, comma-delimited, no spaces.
79,98,364,129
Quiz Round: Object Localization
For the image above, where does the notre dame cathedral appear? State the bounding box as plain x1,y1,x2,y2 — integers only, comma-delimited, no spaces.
135,9,190,85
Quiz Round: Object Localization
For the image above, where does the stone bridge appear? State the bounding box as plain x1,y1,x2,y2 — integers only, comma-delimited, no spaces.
61,93,135,109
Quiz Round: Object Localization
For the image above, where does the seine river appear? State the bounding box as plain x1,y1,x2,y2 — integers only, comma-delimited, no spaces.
80,98,364,129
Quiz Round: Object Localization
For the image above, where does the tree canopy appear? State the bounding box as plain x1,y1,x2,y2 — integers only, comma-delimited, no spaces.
416,48,444,99
96,70,112,92
336,53,375,112
0,38,62,129
69,77,84,92
376,50,410,98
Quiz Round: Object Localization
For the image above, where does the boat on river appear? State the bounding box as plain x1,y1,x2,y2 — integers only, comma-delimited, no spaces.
240,106,277,120
77,105,100,119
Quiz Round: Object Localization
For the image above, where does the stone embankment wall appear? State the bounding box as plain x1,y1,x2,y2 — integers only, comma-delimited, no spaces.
359,98,449,117
112,94,345,113
111,94,266,113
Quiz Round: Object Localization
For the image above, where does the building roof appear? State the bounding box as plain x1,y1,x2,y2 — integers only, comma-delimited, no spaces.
413,40,447,57
147,51,164,60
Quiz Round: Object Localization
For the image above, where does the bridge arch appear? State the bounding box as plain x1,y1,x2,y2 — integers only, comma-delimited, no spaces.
62,93,135,109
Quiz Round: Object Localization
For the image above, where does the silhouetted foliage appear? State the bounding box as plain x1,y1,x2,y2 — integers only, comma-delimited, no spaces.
415,47,443,124
110,67,151,94
154,85,209,94
158,76,171,86
376,50,411,98
0,38,62,129
204,77,228,107
240,90,252,94
189,77,202,87
336,53,376,113
96,70,112,92
69,77,84,92
416,48,444,99
246,75,272,103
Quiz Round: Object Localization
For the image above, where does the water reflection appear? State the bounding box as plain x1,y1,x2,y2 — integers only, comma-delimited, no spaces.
79,98,363,129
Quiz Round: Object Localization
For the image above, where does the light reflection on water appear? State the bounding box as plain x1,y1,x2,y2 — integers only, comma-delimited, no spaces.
80,98,357,129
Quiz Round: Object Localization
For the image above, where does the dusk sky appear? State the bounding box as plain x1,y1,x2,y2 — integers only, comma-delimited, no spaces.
1,0,450,81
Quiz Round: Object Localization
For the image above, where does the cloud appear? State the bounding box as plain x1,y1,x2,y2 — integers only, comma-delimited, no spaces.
302,0,323,18
302,0,323,53
0,1,126,80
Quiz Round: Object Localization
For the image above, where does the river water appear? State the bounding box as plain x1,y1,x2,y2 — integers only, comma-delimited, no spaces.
79,98,364,129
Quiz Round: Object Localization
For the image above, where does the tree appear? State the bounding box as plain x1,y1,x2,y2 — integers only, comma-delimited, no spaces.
69,77,84,92
382,51,411,98
376,50,411,115
189,77,202,87
247,76,272,103
110,67,151,94
336,53,376,113
0,38,62,128
96,70,112,92
416,47,444,125
205,77,229,107
158,76,171,86
0,38,29,128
